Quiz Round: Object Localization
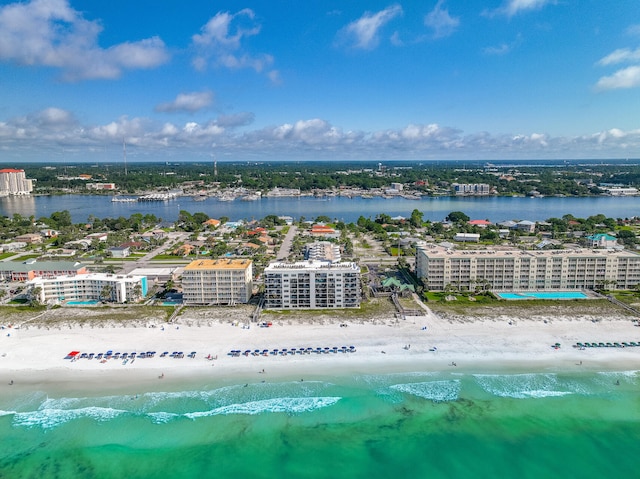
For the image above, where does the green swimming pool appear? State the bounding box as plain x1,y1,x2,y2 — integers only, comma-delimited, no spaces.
497,291,588,300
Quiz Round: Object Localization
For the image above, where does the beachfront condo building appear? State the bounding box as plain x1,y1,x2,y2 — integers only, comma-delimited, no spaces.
0,168,34,195
416,244,640,291
264,260,361,309
182,259,253,305
27,273,148,304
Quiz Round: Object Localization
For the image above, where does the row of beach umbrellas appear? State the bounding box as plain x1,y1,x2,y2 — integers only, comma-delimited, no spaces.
228,346,356,357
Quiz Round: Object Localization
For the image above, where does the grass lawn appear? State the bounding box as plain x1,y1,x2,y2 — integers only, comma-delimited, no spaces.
16,254,41,260
611,290,640,305
152,254,189,260
104,257,143,262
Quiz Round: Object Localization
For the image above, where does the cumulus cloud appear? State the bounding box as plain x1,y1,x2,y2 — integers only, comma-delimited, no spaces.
0,0,169,81
155,91,214,113
337,4,403,50
191,8,275,78
485,0,555,18
597,47,640,66
595,47,640,90
595,66,640,90
424,1,459,39
4,108,640,161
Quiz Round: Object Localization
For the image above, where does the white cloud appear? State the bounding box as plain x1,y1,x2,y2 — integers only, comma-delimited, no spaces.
0,0,169,81
483,43,511,55
216,112,254,128
4,108,640,161
483,34,522,56
597,47,640,66
424,1,459,39
156,91,214,113
486,0,555,18
595,65,640,90
625,24,640,36
191,8,275,78
337,4,403,50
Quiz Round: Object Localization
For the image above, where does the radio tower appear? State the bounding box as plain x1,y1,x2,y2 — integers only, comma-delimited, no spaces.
123,137,128,176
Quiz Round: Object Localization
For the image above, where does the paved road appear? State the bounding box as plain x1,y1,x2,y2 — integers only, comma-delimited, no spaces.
276,225,297,260
120,232,190,274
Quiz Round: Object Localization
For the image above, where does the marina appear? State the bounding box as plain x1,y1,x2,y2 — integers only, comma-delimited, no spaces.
2,194,640,224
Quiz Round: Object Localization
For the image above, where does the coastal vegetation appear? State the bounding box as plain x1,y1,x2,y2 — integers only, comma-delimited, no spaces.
18,159,640,198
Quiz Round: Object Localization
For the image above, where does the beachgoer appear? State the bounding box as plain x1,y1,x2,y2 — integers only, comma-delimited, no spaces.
9,380,13,385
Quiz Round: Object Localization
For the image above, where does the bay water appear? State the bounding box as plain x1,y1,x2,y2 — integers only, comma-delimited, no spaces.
0,369,638,478
1,194,640,224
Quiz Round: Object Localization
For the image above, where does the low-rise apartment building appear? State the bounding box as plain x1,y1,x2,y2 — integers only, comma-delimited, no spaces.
0,260,88,282
305,241,342,263
182,259,253,305
28,273,147,304
416,244,640,291
264,260,361,309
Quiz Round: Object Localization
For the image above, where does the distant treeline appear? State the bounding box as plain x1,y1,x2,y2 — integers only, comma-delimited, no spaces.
17,161,640,196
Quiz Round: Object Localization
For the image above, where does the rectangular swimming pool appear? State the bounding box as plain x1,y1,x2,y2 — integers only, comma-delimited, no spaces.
496,291,588,300
66,300,100,305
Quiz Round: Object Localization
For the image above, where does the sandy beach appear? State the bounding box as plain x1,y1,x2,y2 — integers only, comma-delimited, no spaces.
2,303,640,396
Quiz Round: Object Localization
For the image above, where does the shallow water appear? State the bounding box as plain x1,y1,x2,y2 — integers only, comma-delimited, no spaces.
0,370,638,478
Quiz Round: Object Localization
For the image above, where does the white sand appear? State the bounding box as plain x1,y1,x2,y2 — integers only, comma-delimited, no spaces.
1,307,640,395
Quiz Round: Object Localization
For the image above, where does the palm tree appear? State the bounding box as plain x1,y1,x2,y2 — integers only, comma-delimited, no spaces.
100,284,115,302
133,283,143,301
29,286,42,306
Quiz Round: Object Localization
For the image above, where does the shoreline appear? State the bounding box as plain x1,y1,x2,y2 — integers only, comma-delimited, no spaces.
2,308,640,398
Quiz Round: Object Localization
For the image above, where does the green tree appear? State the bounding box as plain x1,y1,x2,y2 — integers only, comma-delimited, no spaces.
100,285,115,302
446,211,470,223
410,209,423,228
49,210,72,228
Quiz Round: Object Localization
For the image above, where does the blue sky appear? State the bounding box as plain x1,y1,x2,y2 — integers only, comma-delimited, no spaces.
1,0,640,163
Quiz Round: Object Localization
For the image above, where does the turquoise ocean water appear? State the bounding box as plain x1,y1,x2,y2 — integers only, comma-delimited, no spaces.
0,369,638,478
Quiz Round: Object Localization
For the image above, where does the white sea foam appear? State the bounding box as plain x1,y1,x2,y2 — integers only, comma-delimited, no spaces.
13,406,126,429
0,409,17,417
184,396,341,418
521,390,573,398
474,373,570,399
390,380,461,402
147,411,180,424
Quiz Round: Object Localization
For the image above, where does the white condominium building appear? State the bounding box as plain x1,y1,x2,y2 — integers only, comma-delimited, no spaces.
28,273,148,304
305,241,342,263
0,168,33,195
416,245,640,291
264,260,361,309
182,259,253,305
